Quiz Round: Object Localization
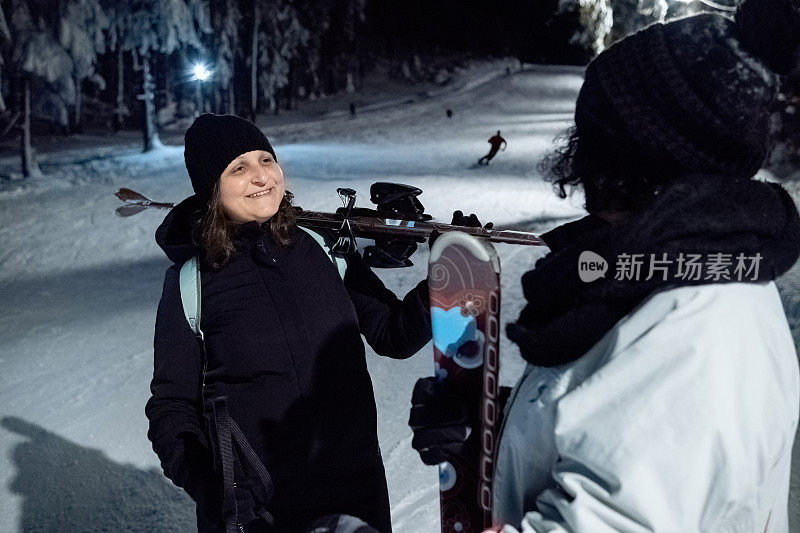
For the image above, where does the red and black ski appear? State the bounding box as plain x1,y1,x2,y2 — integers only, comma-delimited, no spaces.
428,231,501,533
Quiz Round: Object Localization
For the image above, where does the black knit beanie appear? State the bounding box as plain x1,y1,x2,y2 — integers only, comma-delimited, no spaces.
575,0,800,180
184,114,276,199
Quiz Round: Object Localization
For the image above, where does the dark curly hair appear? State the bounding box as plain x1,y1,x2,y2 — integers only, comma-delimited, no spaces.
539,125,677,215
195,183,297,270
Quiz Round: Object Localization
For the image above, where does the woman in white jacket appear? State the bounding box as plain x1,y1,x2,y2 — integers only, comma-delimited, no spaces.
410,0,800,531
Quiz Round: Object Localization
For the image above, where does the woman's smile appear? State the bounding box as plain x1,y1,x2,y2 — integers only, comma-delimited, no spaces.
247,188,274,198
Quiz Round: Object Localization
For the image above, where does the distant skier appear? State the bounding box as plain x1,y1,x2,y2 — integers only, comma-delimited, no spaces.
446,108,453,119
478,131,506,165
349,102,357,118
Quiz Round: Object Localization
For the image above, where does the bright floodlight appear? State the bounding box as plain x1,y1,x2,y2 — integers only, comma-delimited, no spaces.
193,64,211,81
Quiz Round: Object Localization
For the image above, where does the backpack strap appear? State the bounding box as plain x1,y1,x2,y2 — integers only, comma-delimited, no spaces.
210,396,275,532
179,255,203,340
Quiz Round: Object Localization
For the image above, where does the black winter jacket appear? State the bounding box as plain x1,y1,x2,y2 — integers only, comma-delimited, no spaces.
145,198,431,532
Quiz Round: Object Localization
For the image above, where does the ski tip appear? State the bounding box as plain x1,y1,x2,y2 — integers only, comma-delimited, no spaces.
115,204,148,217
430,231,494,262
115,188,150,203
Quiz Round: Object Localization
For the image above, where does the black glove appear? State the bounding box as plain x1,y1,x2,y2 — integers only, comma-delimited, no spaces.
429,210,494,247
450,210,493,230
179,433,221,509
306,514,379,533
408,377,473,465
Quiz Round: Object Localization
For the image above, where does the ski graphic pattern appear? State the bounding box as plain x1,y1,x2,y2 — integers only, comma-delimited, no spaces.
428,231,501,533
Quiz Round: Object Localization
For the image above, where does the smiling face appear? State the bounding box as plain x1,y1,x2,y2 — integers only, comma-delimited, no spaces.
218,149,285,223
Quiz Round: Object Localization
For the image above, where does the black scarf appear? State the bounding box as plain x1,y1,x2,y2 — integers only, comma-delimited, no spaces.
506,175,800,367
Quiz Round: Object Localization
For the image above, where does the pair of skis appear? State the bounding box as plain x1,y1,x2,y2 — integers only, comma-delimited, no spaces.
115,186,539,532
114,187,542,248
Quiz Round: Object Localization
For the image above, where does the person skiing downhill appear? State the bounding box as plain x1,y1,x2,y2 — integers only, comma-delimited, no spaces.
144,113,433,533
410,0,800,531
478,131,507,165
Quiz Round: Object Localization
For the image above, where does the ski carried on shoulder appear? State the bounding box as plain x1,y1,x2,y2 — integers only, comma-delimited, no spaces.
428,231,501,532
114,182,544,268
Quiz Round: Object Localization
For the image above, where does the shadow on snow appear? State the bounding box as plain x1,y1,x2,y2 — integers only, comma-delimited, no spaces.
2,416,195,532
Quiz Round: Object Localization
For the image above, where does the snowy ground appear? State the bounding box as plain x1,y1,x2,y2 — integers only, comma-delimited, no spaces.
0,62,798,532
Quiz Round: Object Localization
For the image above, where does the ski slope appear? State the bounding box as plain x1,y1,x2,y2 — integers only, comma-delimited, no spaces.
0,62,797,532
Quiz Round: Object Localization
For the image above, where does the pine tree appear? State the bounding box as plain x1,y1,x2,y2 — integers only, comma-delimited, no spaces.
58,0,110,133
256,1,307,113
557,0,614,57
2,0,113,175
293,0,366,99
7,0,73,177
208,0,241,115
118,0,211,151
246,0,307,118
0,3,11,113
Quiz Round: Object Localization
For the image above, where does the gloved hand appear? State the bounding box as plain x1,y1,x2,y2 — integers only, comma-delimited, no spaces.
179,433,222,513
306,514,379,532
430,211,494,247
190,469,225,530
451,210,493,230
408,377,473,465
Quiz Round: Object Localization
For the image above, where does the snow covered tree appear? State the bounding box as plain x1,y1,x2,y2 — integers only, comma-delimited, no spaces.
207,0,241,115
557,0,614,57
105,3,128,131
290,0,329,99
256,2,307,112
293,0,366,99
5,0,73,177
332,0,367,93
0,4,10,114
117,0,211,151
246,0,307,118
1,0,112,176
58,0,110,133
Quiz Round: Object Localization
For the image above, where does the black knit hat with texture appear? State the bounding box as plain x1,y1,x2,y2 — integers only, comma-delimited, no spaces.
575,0,800,180
184,114,276,199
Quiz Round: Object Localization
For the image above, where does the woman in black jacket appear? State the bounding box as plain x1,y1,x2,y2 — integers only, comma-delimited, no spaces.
145,114,432,533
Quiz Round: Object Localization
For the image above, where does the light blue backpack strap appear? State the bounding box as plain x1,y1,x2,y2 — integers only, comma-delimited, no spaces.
179,255,203,340
299,226,347,280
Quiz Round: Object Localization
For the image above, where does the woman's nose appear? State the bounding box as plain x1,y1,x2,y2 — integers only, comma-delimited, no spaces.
251,167,269,185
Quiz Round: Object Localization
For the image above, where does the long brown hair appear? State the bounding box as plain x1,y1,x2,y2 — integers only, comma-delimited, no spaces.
196,182,297,269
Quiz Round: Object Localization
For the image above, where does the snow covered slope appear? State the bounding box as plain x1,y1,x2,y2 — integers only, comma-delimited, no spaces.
0,63,797,532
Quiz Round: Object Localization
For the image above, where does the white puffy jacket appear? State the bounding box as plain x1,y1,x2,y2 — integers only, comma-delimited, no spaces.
493,282,799,533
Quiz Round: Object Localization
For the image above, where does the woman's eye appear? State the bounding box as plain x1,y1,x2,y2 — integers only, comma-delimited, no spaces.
262,158,272,164
233,166,245,174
